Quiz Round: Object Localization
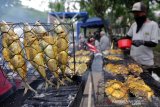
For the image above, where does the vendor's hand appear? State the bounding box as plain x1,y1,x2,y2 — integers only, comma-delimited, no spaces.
132,40,144,47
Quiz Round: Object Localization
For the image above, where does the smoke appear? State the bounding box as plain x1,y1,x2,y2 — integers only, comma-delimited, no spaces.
0,6,48,23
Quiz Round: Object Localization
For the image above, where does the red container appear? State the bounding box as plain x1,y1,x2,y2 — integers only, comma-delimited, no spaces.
0,67,13,102
118,39,132,49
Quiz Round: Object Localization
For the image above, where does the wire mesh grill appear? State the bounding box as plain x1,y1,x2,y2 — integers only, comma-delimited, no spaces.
0,22,78,89
99,54,160,107
0,21,92,107
95,79,160,107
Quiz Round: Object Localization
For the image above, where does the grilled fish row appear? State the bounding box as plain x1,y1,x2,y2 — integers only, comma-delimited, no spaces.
0,21,71,94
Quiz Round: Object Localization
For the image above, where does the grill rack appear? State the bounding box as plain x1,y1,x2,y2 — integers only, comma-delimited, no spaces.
0,22,92,107
0,22,79,88
95,78,160,107
21,70,89,107
99,55,160,107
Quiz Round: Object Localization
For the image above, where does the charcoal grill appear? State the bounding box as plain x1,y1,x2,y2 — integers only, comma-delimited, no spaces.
21,71,88,107
0,70,88,107
99,55,160,107
96,78,160,107
0,21,91,107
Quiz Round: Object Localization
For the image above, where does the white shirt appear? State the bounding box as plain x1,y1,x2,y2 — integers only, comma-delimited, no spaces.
100,34,111,51
127,20,159,66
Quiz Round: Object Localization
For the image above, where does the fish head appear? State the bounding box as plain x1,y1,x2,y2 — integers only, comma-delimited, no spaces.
0,20,10,32
34,21,47,34
23,23,32,32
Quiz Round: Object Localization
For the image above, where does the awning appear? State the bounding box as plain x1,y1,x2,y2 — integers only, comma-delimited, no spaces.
80,17,109,28
76,17,110,40
48,12,88,22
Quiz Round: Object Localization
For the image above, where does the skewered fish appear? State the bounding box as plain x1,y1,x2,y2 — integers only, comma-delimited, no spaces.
76,63,87,75
23,23,54,89
75,50,90,56
0,21,37,95
82,50,90,56
54,19,72,82
68,63,87,75
108,49,123,55
105,80,129,104
106,55,123,61
126,75,154,100
104,63,129,75
75,50,83,56
34,21,64,87
69,56,90,63
128,63,143,75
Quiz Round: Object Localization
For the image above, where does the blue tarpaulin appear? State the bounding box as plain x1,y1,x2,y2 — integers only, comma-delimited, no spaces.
80,17,109,28
76,17,109,40
48,12,109,41
48,12,88,22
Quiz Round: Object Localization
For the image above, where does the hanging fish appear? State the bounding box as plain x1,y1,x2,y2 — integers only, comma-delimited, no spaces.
53,19,72,82
0,21,37,95
33,21,64,87
23,23,54,89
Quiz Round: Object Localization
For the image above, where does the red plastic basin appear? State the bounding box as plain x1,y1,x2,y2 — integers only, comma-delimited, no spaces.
118,39,132,49
0,68,12,96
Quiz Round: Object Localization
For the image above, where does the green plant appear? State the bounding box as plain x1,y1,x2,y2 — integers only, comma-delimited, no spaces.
153,44,160,52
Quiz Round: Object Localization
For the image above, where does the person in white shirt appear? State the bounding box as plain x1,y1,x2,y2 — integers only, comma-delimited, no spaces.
126,2,160,86
99,31,111,52
127,2,159,67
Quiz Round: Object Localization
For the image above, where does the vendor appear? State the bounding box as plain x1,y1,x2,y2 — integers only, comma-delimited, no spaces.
126,2,159,69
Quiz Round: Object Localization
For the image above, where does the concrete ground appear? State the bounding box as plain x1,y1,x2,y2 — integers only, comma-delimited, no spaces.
80,54,103,107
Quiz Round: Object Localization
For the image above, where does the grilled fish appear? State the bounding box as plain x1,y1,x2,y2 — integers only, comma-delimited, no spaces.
53,19,72,82
126,75,154,100
105,80,129,104
23,23,54,89
34,21,64,87
0,21,37,95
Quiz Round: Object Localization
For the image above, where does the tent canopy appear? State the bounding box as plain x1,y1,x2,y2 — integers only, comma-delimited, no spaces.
80,17,109,28
76,17,109,40
48,12,88,22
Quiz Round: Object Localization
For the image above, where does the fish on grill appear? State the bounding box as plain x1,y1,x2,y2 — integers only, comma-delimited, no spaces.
126,75,154,100
53,19,72,82
33,21,64,87
105,80,129,104
0,21,37,95
104,63,129,75
68,63,87,76
128,63,143,75
23,23,54,89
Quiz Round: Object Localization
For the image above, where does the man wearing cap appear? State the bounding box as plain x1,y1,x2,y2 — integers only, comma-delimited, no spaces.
126,2,159,68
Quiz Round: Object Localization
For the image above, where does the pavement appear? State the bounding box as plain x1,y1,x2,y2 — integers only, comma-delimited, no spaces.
80,54,103,107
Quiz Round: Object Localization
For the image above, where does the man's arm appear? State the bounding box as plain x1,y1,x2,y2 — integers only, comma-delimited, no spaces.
144,41,157,47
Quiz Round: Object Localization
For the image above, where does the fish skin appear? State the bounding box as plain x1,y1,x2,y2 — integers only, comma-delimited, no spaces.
0,21,37,95
23,23,54,88
57,37,68,52
33,22,65,87
42,37,65,87
0,21,27,79
57,29,72,82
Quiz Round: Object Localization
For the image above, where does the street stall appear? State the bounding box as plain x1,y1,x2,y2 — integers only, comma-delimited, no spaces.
95,48,160,107
0,13,92,107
